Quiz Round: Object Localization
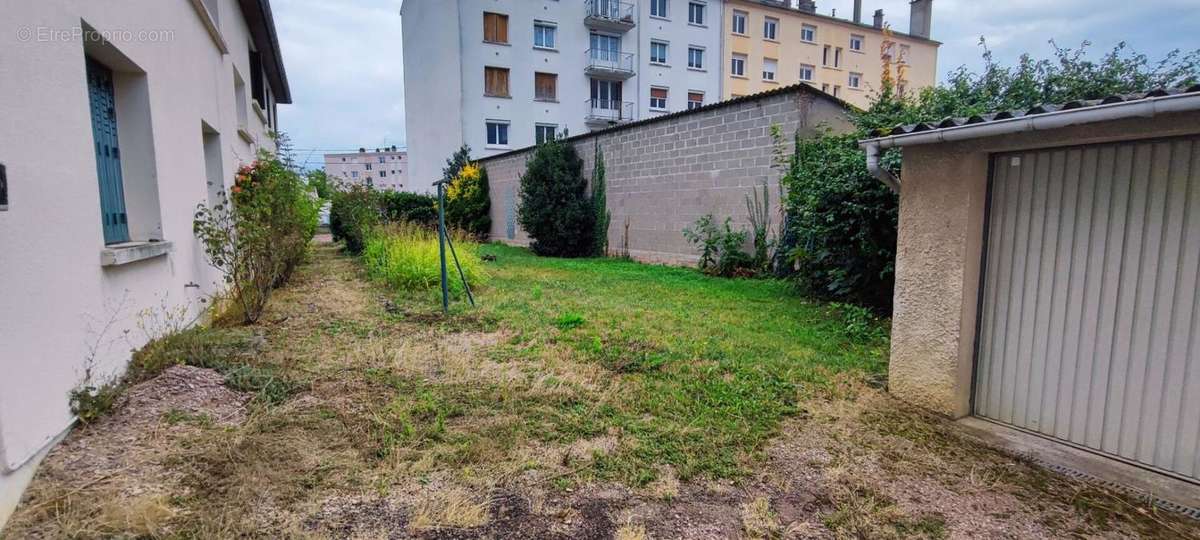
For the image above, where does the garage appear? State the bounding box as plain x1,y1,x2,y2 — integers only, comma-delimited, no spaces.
975,137,1199,481
858,86,1200,497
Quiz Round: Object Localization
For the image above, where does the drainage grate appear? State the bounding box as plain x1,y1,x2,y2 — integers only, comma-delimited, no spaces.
1031,457,1200,521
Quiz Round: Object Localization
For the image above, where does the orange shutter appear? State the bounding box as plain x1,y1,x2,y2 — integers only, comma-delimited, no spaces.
650,87,668,99
535,73,557,100
688,92,703,102
484,13,508,43
485,67,510,97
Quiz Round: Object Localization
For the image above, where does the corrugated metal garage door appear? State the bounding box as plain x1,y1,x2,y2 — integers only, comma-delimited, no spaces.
975,136,1200,481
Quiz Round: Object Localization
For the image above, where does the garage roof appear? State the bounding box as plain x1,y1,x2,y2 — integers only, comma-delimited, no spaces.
864,85,1200,145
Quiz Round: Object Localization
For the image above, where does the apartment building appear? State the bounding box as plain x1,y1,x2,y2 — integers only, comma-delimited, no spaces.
0,0,289,525
324,147,408,191
401,0,726,192
724,0,938,108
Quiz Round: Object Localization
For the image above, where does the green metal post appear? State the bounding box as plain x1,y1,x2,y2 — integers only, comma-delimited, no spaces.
437,183,449,313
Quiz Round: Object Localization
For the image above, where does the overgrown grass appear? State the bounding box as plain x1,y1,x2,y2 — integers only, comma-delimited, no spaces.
382,243,890,484
362,222,487,296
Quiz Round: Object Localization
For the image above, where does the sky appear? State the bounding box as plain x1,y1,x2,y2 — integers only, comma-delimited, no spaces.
273,0,1200,170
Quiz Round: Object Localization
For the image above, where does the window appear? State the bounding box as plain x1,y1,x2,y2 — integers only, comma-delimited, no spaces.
486,121,509,146
821,83,829,93
484,66,510,97
833,85,841,97
534,72,557,101
650,40,668,64
823,45,830,66
731,10,747,34
731,53,746,77
688,2,705,25
687,46,704,69
351,170,359,178
687,91,704,110
799,64,814,81
850,34,864,51
763,17,778,40
378,156,386,163
535,124,557,144
380,170,387,177
650,0,668,18
483,12,509,44
899,44,911,64
849,72,862,88
233,68,248,128
366,163,372,171
649,87,668,110
762,58,777,81
835,47,842,68
534,21,556,49
800,24,816,42
590,33,621,62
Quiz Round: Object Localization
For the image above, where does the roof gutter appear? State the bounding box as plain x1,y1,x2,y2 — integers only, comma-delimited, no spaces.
859,91,1200,192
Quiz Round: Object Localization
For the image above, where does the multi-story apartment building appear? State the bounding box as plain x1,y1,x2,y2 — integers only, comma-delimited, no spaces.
0,0,289,526
401,0,726,192
723,0,938,108
324,147,408,191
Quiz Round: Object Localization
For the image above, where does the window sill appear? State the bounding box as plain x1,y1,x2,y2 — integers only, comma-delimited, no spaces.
649,108,668,113
800,40,817,45
252,100,269,123
848,87,863,91
533,46,558,53
484,94,512,100
850,49,865,54
687,67,706,72
101,241,173,267
822,66,843,71
649,15,670,22
762,79,779,84
237,127,255,144
485,145,510,151
188,0,229,54
730,74,748,80
764,38,779,44
483,40,511,47
650,62,670,68
688,23,707,29
534,98,559,103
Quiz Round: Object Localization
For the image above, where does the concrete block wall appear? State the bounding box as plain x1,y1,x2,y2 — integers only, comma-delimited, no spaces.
482,85,853,265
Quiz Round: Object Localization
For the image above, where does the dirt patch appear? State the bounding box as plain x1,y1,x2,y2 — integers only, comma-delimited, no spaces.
5,365,250,538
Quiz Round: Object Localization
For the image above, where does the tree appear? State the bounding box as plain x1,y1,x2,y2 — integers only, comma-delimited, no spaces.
442,144,472,184
590,141,610,257
517,138,595,257
445,162,492,238
306,169,334,200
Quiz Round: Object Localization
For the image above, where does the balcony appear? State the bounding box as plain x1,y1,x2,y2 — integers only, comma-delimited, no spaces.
585,99,635,128
584,0,635,32
584,50,635,79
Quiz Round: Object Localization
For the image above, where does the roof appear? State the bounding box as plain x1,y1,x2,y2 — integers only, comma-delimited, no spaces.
863,85,1200,144
478,83,853,163
727,0,942,46
238,0,292,104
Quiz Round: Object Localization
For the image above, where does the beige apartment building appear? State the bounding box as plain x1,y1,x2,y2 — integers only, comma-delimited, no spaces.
723,0,938,108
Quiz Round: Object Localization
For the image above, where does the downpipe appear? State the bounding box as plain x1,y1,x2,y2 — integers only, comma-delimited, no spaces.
865,142,900,193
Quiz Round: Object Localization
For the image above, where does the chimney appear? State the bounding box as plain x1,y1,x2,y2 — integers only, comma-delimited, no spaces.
909,0,933,39
872,8,884,28
795,0,816,13
853,0,862,23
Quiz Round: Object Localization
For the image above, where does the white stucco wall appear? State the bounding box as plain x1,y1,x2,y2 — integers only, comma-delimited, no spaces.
0,0,284,526
401,0,464,193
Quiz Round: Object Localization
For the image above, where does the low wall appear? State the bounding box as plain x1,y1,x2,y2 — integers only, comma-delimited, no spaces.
481,85,853,265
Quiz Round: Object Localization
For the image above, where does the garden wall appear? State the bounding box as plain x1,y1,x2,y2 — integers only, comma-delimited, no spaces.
480,84,854,265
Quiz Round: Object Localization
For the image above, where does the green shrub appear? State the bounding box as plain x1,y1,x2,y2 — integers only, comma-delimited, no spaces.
591,141,611,257
517,138,595,257
329,183,381,255
381,191,438,228
194,151,320,324
362,222,487,296
683,214,755,277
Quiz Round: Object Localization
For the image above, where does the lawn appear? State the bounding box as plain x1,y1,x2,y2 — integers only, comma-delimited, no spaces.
6,239,1196,539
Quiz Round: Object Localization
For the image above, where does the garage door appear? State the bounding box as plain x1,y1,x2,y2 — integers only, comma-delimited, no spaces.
975,136,1200,481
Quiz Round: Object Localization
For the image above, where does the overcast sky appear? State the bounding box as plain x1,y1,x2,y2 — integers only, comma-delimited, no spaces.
273,0,1199,170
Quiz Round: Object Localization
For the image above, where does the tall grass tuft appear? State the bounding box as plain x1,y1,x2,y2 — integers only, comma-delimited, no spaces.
363,222,487,296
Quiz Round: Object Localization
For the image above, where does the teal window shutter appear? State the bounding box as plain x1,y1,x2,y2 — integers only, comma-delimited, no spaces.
86,57,130,244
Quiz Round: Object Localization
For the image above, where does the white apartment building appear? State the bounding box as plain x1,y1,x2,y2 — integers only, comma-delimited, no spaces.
401,0,726,192
324,147,409,191
0,0,289,526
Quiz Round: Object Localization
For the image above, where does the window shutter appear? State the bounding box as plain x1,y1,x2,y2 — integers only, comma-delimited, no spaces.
688,92,703,102
535,73,556,100
497,14,508,43
485,67,510,97
484,13,508,43
651,87,668,99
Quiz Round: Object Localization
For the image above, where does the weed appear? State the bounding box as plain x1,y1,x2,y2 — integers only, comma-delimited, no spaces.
163,409,214,427
408,487,490,531
742,496,782,539
554,312,586,330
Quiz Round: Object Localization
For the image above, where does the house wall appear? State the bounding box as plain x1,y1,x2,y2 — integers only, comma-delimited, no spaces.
0,0,284,526
482,86,851,264
889,111,1200,418
722,0,938,108
402,0,726,194
324,150,409,191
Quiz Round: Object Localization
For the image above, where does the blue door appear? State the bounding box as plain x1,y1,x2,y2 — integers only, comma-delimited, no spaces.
86,57,130,244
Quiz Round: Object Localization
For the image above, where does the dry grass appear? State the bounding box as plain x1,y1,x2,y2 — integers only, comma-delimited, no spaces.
740,496,782,540
407,486,490,532
616,522,651,540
